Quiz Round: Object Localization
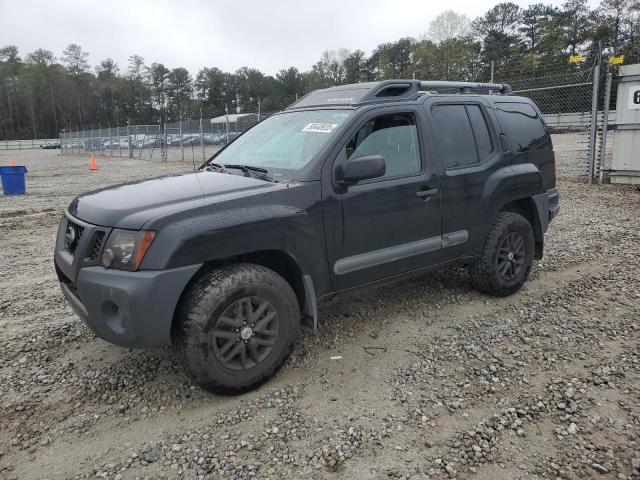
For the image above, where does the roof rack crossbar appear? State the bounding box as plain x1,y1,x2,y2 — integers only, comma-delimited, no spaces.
418,81,512,95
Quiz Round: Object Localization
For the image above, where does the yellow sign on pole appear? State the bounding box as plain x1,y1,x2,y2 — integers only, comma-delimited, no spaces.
569,53,584,64
609,55,624,65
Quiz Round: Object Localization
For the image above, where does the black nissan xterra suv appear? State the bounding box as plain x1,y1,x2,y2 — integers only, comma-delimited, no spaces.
55,80,559,394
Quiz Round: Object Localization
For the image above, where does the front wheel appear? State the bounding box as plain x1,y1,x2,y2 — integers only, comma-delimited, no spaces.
471,211,535,297
173,263,300,395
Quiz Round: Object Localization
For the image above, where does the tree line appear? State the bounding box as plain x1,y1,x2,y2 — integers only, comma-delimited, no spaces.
1,0,638,140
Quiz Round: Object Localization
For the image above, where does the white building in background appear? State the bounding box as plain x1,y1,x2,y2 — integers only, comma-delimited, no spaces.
610,64,640,185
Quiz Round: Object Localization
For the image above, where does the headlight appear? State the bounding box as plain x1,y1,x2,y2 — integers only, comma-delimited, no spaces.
101,229,156,271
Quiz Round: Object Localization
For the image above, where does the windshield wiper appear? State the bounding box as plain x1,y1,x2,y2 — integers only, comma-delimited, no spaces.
204,162,229,173
224,164,277,183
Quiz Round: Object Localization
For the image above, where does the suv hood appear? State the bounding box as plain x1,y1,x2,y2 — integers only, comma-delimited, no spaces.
69,171,277,229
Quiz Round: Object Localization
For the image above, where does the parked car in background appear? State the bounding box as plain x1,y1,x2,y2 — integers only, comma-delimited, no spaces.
40,142,61,149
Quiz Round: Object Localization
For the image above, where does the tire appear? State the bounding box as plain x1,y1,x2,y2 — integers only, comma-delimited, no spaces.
471,211,535,297
173,263,300,395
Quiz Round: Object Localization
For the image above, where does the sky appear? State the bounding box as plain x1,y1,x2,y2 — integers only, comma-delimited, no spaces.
0,0,600,76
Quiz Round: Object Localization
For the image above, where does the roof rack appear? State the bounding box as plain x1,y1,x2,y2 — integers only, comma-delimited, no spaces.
419,81,512,95
285,79,513,110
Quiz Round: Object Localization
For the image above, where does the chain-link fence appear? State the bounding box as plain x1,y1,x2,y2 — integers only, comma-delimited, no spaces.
59,112,283,164
58,70,602,180
161,113,268,163
1,138,60,150
59,94,297,164
60,125,163,159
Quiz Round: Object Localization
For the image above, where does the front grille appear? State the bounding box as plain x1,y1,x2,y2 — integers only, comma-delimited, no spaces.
87,231,105,261
64,220,84,255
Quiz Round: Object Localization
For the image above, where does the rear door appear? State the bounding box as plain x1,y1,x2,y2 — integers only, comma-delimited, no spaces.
425,97,509,260
322,105,442,291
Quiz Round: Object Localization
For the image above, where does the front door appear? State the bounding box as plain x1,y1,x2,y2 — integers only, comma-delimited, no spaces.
322,106,442,291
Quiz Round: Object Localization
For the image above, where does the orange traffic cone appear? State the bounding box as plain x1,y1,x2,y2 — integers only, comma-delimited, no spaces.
9,158,15,166
90,154,97,171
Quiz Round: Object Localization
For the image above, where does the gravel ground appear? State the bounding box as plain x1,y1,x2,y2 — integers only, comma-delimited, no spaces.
0,150,639,480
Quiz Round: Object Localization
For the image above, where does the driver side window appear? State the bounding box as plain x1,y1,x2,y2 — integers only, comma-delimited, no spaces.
345,113,421,179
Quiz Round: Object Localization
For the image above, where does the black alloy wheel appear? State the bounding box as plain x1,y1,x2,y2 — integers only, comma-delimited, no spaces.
471,211,535,297
173,263,299,395
496,231,526,281
211,296,279,371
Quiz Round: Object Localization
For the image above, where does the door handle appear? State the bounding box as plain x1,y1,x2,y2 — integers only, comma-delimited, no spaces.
499,133,510,152
416,188,439,199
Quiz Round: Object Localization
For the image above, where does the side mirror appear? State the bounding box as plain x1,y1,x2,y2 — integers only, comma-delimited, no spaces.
338,154,386,186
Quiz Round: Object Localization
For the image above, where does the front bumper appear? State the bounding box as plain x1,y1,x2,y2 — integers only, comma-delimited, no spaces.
57,263,201,348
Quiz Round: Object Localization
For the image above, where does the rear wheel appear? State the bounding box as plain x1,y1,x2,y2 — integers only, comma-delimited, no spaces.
173,263,299,395
471,211,534,297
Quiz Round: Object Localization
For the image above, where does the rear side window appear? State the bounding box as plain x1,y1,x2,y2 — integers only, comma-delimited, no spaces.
431,105,478,168
431,104,494,169
494,102,548,152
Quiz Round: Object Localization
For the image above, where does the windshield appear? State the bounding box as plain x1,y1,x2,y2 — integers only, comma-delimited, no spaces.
212,110,351,171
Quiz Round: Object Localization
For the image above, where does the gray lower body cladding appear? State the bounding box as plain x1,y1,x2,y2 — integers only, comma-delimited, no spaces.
333,230,469,276
58,263,202,348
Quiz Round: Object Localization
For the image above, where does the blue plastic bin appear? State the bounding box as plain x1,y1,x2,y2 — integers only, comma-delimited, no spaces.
0,165,28,195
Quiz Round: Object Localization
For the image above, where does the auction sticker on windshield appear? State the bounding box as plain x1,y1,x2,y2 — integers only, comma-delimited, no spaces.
302,123,338,133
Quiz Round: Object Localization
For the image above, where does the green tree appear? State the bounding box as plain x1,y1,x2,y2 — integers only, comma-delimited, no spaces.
0,46,23,138
61,44,89,77
195,66,226,111
343,50,368,83
520,4,560,52
127,55,147,117
276,67,304,97
427,10,471,42
368,38,415,79
96,59,120,124
166,67,193,119
25,49,59,135
473,2,524,69
146,63,169,123
562,0,593,54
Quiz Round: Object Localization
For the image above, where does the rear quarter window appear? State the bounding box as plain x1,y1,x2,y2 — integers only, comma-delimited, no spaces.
494,102,549,152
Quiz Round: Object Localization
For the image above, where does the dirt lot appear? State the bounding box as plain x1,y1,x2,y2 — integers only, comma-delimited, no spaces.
0,149,639,480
